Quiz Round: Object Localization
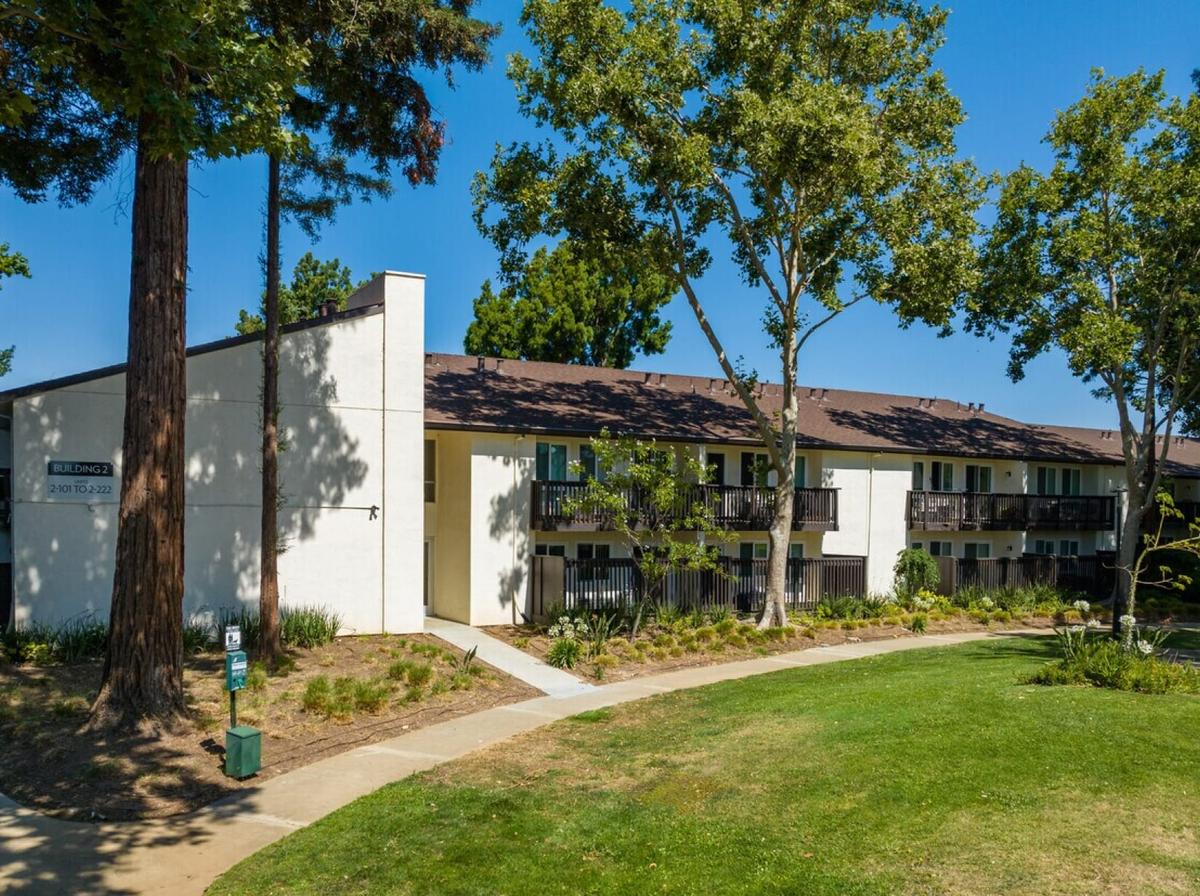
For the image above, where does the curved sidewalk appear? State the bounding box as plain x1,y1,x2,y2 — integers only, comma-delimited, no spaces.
0,629,1045,896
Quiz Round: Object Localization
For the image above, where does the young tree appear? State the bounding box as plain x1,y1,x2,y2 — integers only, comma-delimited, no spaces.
563,431,728,639
249,0,497,662
475,0,983,626
1,1,303,726
967,70,1200,631
464,240,673,367
0,244,30,377
235,252,359,335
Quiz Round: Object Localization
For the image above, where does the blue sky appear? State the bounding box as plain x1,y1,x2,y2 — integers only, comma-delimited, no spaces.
2,0,1197,429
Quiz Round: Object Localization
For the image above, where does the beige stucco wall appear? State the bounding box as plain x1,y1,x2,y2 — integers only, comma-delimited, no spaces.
432,431,472,623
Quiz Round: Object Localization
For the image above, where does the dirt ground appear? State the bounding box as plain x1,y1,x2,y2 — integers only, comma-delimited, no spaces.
484,616,1060,683
0,633,537,821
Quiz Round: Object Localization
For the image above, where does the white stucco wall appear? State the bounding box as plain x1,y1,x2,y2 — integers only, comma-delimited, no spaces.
818,450,910,594
468,434,534,626
11,272,426,633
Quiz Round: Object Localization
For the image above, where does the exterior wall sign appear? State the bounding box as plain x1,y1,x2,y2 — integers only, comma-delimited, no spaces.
46,460,115,498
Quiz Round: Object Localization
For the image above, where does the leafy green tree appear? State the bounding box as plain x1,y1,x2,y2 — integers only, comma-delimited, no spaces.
893,547,939,599
235,252,359,335
0,244,30,377
563,431,728,639
464,240,672,367
1,1,303,726
248,1,496,662
967,70,1200,629
475,0,983,626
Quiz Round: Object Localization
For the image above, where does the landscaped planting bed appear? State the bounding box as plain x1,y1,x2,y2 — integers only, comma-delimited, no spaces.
0,628,536,820
208,637,1200,896
488,586,1108,682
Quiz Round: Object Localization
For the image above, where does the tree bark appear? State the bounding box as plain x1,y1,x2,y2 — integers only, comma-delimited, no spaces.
762,392,798,629
89,120,188,729
259,152,283,663
1113,481,1144,638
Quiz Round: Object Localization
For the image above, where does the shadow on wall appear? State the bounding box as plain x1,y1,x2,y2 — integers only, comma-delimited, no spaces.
15,325,371,627
487,447,531,622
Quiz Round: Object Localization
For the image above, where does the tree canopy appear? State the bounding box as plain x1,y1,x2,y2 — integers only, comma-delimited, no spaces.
967,68,1200,617
475,0,983,623
236,252,361,335
464,240,673,367
0,243,30,377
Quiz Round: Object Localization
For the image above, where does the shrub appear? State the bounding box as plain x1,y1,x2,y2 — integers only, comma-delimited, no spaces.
547,637,582,669
1029,625,1200,695
893,547,939,598
513,636,530,649
302,676,333,713
694,625,716,643
909,613,928,634
724,633,748,649
714,618,737,635
708,606,732,625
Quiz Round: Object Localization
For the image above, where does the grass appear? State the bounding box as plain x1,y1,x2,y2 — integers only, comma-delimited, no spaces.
209,637,1200,896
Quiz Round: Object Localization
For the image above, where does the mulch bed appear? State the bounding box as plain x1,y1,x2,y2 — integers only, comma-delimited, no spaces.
0,633,537,821
485,617,1061,684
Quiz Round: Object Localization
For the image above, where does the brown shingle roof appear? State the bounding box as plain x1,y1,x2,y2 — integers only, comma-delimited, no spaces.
424,353,1200,476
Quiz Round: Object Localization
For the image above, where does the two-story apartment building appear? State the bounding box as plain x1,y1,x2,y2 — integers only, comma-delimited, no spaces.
3,272,1199,631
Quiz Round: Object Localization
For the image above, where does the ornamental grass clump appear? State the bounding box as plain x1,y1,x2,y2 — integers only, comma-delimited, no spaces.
546,616,587,669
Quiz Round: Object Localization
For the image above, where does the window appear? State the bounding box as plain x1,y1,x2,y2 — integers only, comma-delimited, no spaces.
928,541,953,557
964,542,991,559
707,452,726,485
741,452,769,487
1036,466,1057,496
535,443,567,480
912,461,925,491
911,541,924,551
965,464,992,493
794,456,807,488
576,543,611,561
534,543,566,557
1033,539,1054,555
579,444,597,481
1058,539,1080,556
423,440,436,503
931,461,953,491
788,543,804,560
1060,468,1081,496
577,542,611,580
739,542,769,560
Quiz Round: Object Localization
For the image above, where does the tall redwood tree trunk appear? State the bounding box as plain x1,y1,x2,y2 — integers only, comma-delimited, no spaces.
90,122,189,727
260,153,283,663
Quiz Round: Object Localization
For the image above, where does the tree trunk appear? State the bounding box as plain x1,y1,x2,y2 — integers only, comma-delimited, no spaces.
259,153,283,663
89,122,188,729
1113,485,1143,639
762,477,793,628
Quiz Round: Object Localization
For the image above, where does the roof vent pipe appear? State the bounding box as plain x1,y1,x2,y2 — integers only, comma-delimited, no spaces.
477,356,486,372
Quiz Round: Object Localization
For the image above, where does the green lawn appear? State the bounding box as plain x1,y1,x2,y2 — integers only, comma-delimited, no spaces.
1161,627,1200,652
209,638,1200,896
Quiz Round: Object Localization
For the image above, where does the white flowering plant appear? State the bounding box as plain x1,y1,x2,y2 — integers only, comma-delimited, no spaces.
547,615,589,641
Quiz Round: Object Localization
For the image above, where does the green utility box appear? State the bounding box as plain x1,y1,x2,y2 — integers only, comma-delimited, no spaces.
225,725,262,779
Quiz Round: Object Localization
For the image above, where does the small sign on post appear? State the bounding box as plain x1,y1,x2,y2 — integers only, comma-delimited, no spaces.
223,623,261,779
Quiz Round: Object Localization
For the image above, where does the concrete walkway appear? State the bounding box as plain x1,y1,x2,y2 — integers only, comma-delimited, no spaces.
0,629,1045,896
423,617,596,698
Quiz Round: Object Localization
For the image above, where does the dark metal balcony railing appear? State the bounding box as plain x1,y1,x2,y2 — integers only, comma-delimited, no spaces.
531,480,838,532
907,490,1116,532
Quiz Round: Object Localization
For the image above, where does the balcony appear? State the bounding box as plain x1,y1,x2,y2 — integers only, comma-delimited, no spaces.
531,481,838,532
907,491,1116,532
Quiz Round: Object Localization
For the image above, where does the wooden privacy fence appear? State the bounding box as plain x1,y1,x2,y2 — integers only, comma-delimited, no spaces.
527,555,867,620
932,553,1115,598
